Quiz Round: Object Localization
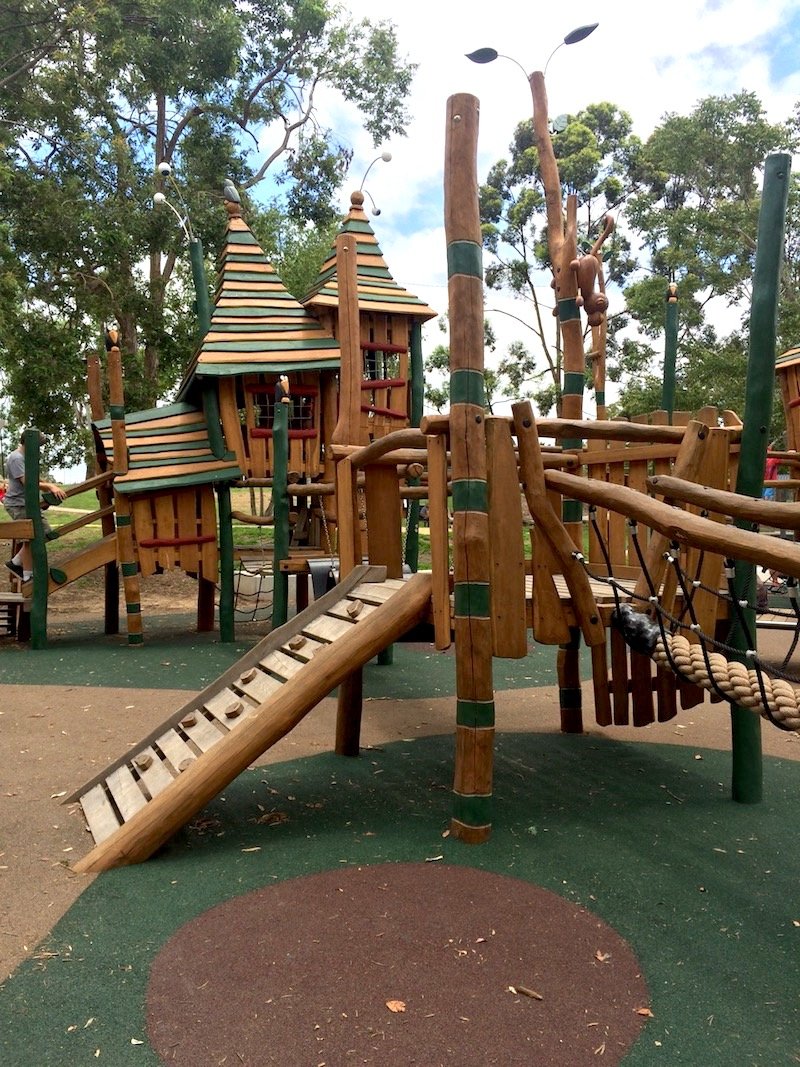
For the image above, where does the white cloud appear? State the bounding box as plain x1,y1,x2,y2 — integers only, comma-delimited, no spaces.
309,1,800,415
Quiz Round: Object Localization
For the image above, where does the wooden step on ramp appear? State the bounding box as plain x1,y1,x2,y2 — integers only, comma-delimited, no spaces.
67,564,432,874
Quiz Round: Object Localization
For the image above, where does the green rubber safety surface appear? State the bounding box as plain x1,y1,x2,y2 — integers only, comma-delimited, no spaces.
1,733,798,1065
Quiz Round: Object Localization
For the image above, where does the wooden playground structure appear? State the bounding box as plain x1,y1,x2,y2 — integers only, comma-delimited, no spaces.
3,89,800,873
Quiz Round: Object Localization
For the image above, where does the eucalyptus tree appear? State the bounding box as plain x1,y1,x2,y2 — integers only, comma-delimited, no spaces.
479,101,639,414
0,0,415,464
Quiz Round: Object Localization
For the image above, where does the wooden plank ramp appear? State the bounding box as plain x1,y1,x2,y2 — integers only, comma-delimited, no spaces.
68,565,433,873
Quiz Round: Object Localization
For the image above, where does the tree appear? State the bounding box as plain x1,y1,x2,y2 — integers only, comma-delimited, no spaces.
480,101,639,414
424,317,500,413
615,92,798,423
0,0,415,465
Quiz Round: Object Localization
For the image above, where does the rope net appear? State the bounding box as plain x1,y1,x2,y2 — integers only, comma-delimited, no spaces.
581,505,800,732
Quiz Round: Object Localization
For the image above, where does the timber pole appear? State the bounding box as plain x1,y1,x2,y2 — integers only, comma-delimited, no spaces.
445,93,495,843
662,281,679,420
729,152,791,803
106,329,143,645
271,375,291,629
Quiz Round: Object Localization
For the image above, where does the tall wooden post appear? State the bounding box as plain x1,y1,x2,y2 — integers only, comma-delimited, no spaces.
86,351,119,634
662,282,679,420
730,152,791,803
331,233,365,447
106,329,143,645
271,375,291,629
445,94,494,843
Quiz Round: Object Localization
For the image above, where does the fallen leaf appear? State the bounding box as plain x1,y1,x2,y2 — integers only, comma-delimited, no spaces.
131,1038,143,1045
50,791,67,799
635,1007,654,1017
241,846,261,853
385,1000,406,1013
595,951,611,963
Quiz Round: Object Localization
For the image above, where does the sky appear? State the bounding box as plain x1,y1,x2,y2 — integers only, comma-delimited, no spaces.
310,0,800,415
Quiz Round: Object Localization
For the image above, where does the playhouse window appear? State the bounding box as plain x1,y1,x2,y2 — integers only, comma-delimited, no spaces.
247,383,318,438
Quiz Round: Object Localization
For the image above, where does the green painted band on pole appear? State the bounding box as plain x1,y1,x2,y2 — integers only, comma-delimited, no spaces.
125,602,141,614
562,499,582,524
446,240,482,279
456,698,496,728
128,633,144,645
595,391,605,406
452,478,487,513
116,514,131,527
450,367,486,407
454,582,490,618
452,793,492,826
109,405,126,421
563,372,585,394
558,297,580,321
121,561,138,577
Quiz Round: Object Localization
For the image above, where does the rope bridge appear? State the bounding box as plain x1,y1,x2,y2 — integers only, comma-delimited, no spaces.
580,505,800,732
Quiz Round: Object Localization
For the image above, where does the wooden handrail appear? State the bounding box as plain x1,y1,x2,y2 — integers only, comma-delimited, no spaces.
648,474,800,530
50,505,115,539
333,428,428,470
421,413,743,445
545,468,800,578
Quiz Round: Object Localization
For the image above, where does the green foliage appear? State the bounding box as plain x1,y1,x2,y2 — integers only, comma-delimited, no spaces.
480,88,800,424
0,0,416,458
479,102,639,412
423,317,500,413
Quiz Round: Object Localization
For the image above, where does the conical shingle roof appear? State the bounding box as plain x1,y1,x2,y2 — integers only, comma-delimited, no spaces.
187,202,341,382
302,191,436,321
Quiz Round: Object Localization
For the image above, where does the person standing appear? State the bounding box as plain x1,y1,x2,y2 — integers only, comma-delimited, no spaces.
3,431,65,581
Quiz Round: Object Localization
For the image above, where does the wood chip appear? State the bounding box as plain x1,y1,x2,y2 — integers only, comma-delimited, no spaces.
134,754,153,771
240,667,257,684
178,758,194,772
385,1000,406,1013
515,986,543,1000
225,701,244,719
346,600,363,618
288,634,306,650
180,714,197,728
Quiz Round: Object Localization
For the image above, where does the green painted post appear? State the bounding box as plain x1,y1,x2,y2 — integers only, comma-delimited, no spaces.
271,379,290,629
202,385,227,460
189,237,228,462
189,238,211,336
217,483,235,642
662,282,679,421
730,152,791,804
24,429,48,649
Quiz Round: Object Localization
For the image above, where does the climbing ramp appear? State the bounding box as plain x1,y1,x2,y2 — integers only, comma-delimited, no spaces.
68,565,433,873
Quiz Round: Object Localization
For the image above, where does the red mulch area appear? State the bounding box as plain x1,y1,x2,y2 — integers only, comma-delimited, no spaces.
147,863,649,1065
